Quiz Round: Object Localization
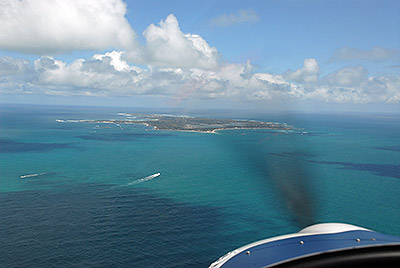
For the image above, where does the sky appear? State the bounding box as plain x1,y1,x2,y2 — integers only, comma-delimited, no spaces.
0,0,399,112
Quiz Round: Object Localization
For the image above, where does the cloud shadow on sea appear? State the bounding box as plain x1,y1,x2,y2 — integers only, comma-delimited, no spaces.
0,139,75,153
373,145,400,153
269,150,400,179
248,129,327,137
309,160,400,179
0,185,226,268
269,151,319,159
77,132,174,142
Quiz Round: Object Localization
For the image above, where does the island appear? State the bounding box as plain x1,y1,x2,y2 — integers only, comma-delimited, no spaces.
59,113,295,133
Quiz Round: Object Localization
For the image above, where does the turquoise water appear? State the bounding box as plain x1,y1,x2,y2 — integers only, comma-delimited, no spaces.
1,104,399,267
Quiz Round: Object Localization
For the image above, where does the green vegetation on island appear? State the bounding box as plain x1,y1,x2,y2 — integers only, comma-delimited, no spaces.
72,113,294,133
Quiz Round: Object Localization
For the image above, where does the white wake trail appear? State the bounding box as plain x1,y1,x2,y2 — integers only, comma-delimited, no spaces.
127,173,161,185
20,172,47,179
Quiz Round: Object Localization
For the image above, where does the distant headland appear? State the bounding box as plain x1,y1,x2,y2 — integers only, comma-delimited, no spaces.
58,113,294,133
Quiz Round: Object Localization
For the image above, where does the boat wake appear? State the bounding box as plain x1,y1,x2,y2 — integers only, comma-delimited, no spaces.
20,173,48,179
112,173,161,188
127,173,161,186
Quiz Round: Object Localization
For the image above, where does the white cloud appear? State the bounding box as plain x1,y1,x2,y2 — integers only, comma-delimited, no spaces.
1,13,399,107
210,8,260,27
0,56,34,94
284,58,320,84
0,56,31,76
125,14,219,70
324,66,368,86
316,66,397,104
330,46,400,62
0,0,136,54
2,53,400,105
32,55,147,95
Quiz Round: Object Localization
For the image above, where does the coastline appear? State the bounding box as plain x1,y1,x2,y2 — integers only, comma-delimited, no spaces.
57,114,295,134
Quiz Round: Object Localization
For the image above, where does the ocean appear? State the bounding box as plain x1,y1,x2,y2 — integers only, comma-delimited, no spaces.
1,104,399,267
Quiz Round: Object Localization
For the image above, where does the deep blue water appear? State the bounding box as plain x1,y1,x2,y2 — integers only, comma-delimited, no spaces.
1,104,400,267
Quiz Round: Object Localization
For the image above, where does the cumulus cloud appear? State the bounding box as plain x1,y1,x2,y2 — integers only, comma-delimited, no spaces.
1,53,400,105
209,8,260,27
284,58,320,84
0,0,136,54
125,14,219,69
324,66,369,87
317,66,395,104
1,13,399,106
330,46,400,62
0,56,31,76
32,54,147,96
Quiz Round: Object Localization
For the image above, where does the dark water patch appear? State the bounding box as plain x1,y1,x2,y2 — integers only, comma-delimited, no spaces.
246,129,327,137
47,125,85,131
310,160,400,179
77,132,173,142
0,139,75,153
0,185,224,268
269,151,318,159
374,145,400,153
247,129,294,135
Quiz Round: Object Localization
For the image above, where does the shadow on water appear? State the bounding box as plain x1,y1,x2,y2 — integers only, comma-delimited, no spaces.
0,184,225,268
77,132,174,142
269,149,400,181
374,145,400,153
0,139,75,153
309,160,400,179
